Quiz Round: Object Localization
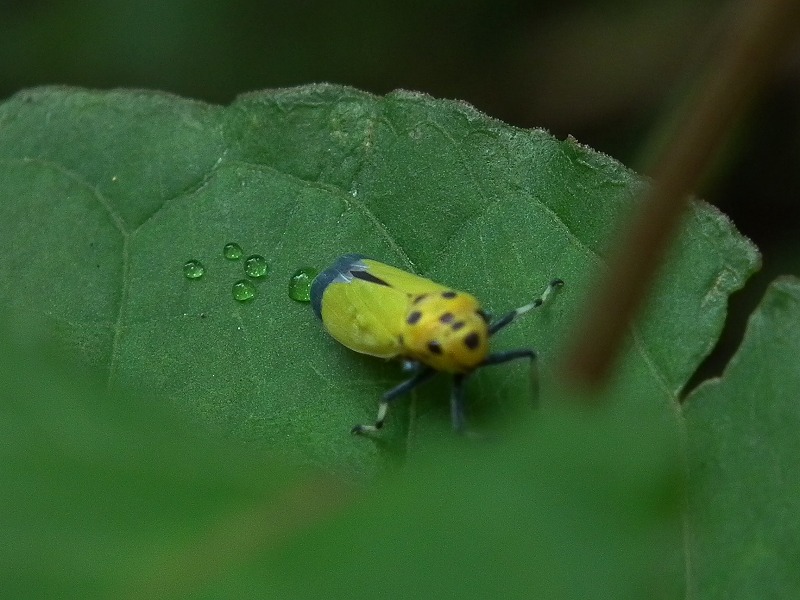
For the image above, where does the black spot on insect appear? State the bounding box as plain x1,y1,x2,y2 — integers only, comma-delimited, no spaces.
413,294,428,304
439,312,454,324
464,332,480,350
428,341,443,355
452,321,466,331
407,311,422,325
476,309,490,323
442,291,457,299
351,270,391,286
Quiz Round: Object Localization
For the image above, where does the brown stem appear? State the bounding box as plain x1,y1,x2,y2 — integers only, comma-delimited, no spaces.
561,0,800,389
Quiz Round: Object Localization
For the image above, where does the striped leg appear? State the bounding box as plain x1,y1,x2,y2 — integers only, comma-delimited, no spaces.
488,279,563,335
351,367,437,434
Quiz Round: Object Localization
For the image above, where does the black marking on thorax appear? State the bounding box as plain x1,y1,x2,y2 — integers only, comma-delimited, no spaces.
407,311,422,325
464,332,480,350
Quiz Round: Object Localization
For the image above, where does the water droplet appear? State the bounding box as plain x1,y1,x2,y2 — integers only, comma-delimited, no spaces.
244,254,269,278
288,267,318,302
183,259,205,279
223,243,243,260
232,279,257,302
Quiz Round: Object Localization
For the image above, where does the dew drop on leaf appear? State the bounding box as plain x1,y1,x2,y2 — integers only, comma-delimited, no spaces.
244,254,269,278
288,267,318,302
232,279,257,302
223,242,243,260
183,259,205,279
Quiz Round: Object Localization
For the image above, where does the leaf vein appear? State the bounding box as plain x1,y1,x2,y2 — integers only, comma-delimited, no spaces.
6,157,129,236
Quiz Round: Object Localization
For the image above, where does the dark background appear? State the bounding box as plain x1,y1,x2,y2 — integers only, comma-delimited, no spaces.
2,0,798,388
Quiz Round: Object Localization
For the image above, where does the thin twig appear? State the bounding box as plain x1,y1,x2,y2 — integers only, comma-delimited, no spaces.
561,0,800,389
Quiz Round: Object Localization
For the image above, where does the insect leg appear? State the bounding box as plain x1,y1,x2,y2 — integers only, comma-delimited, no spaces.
488,279,563,336
481,349,540,407
450,373,469,433
351,367,437,434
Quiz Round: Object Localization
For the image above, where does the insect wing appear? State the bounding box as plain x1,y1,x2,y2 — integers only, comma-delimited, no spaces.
312,255,453,359
361,259,450,297
320,276,407,358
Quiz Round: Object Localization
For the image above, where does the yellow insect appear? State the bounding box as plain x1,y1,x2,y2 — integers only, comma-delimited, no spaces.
310,254,562,434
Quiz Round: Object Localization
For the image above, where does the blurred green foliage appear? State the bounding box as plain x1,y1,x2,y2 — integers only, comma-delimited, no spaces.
0,0,722,149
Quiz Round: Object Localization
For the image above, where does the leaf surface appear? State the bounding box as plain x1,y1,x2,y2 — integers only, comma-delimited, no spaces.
0,85,758,474
684,277,800,598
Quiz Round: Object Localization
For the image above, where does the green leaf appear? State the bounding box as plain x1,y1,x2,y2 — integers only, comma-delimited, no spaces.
0,85,758,477
204,407,685,600
684,277,800,598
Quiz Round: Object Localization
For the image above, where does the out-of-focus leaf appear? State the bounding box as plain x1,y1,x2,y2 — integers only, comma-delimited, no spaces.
0,321,345,600
196,401,683,600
